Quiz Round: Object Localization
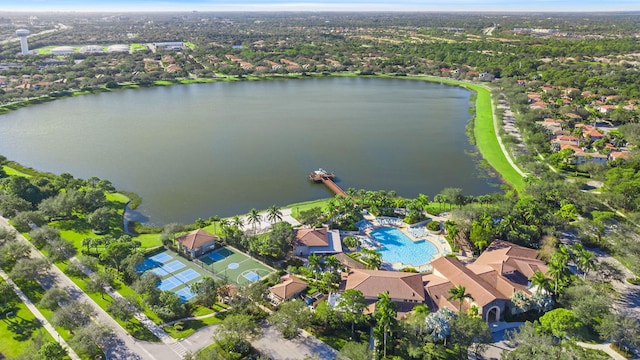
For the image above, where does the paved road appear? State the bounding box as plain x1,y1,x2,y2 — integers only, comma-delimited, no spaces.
0,267,81,360
0,217,179,360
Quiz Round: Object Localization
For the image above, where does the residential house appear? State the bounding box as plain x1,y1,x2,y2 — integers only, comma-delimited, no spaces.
268,274,308,304
293,227,343,256
609,151,632,162
423,240,548,322
176,229,218,258
342,269,426,317
574,151,608,165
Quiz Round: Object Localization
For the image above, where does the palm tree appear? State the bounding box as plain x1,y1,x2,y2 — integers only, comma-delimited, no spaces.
266,205,283,225
577,249,596,279
219,218,229,231
82,237,94,253
447,285,474,313
374,292,398,358
529,270,551,293
247,208,262,234
232,215,244,229
434,193,446,211
308,254,324,281
324,255,340,273
360,248,382,270
209,215,220,235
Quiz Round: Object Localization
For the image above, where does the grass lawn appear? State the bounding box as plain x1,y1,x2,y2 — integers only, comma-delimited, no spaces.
55,262,160,342
0,280,55,359
287,198,332,218
2,165,31,178
164,315,224,339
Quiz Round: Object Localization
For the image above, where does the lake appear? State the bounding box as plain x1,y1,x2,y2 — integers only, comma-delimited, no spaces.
0,77,501,225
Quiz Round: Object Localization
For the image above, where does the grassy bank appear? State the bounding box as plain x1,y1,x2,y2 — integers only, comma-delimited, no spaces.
412,76,526,191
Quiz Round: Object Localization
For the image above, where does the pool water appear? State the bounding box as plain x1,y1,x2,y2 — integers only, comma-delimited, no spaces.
371,227,439,267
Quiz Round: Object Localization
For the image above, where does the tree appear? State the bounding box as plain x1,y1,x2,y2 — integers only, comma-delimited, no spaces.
213,312,262,358
266,205,283,224
99,238,140,271
424,308,457,343
10,257,51,284
191,277,218,308
46,239,76,263
87,206,119,234
337,341,372,360
336,289,367,338
360,248,382,270
447,285,474,313
503,322,558,360
529,270,551,294
268,299,312,339
29,225,60,249
404,304,430,335
374,291,397,358
37,342,68,360
598,313,640,353
538,308,581,338
39,287,70,310
450,314,492,360
247,208,262,234
106,296,136,321
52,301,95,330
0,241,31,268
86,271,113,300
576,249,596,279
308,253,324,281
70,322,112,358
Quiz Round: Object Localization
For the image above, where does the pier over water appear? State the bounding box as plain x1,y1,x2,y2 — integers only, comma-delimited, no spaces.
308,169,347,197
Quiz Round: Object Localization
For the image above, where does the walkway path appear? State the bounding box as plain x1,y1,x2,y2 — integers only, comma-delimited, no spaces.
484,85,527,179
75,258,189,358
576,342,627,360
0,268,81,360
0,217,174,360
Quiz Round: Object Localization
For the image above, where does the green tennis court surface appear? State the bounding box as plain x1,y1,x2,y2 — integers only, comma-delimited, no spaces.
197,246,274,286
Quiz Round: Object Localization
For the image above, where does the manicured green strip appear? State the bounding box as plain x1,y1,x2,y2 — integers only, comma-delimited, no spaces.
0,280,55,358
415,76,525,191
2,165,31,178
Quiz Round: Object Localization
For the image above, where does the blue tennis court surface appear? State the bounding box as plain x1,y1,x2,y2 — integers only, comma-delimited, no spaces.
137,258,161,272
163,260,185,272
243,271,260,282
207,252,226,262
150,252,172,263
158,277,182,291
151,266,169,277
174,269,200,283
175,287,197,302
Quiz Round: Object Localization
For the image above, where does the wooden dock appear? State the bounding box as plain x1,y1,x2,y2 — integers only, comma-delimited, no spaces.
309,168,347,197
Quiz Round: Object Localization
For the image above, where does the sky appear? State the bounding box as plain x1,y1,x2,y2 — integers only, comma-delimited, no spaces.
3,0,639,12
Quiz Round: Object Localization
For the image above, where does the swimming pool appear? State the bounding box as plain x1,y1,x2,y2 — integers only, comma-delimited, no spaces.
370,227,439,267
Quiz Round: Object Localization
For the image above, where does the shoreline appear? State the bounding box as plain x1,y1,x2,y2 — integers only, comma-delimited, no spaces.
1,72,524,226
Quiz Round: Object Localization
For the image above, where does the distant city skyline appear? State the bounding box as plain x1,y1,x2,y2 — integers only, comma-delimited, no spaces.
5,0,640,12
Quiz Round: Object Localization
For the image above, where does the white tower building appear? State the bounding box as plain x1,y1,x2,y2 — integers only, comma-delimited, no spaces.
16,29,30,55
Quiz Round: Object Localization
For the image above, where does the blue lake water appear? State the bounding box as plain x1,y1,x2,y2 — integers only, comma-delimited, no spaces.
0,77,501,225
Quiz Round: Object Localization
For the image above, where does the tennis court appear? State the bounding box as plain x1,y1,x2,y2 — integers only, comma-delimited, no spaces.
139,250,209,302
197,246,275,286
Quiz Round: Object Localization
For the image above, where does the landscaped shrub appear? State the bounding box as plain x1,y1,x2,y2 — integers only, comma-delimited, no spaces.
426,221,441,232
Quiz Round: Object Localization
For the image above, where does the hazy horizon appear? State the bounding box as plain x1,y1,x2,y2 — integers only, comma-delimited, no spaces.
4,0,639,13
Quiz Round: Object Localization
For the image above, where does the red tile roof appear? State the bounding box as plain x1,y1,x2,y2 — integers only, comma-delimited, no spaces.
176,229,218,250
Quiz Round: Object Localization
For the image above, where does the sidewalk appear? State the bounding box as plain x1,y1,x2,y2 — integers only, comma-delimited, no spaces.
0,268,81,360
